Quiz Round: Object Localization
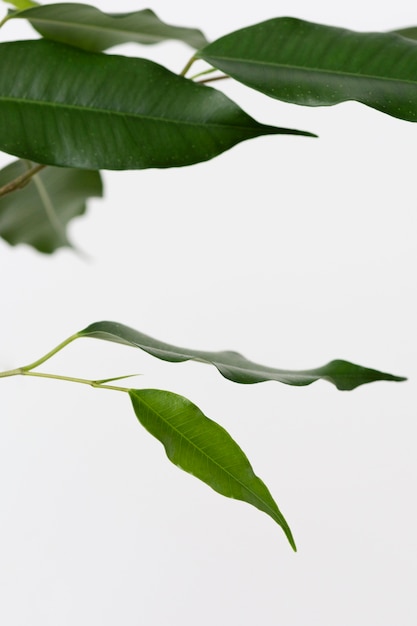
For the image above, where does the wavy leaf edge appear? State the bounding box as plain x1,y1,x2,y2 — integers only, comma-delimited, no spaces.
78,321,406,391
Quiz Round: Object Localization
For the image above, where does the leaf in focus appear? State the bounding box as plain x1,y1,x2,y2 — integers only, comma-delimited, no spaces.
78,321,406,390
12,2,208,51
0,40,314,170
0,159,102,253
129,388,295,549
197,17,417,122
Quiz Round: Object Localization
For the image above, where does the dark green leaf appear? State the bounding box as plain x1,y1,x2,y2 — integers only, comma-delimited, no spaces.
0,159,102,253
78,321,406,390
197,17,417,121
12,2,208,51
129,388,295,548
0,40,313,170
392,26,417,41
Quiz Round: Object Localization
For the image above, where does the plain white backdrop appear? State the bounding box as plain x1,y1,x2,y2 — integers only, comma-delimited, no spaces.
0,1,416,624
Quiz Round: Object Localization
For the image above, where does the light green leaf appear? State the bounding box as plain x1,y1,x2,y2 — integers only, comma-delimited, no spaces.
3,0,37,9
0,39,314,170
130,388,295,549
12,2,208,51
78,321,406,390
197,17,417,121
0,159,102,253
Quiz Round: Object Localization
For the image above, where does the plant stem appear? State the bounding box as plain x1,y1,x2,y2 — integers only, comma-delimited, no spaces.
21,370,129,393
196,75,230,85
188,67,217,81
0,14,10,29
0,162,46,199
0,333,135,391
179,55,196,77
20,333,80,372
0,367,22,379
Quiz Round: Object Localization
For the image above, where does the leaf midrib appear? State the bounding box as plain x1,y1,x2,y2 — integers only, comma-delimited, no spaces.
134,392,284,524
0,95,261,132
25,15,179,40
134,342,318,382
87,333,319,383
202,54,417,87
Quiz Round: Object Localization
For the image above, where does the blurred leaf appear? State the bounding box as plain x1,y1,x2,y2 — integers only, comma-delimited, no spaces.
392,26,417,41
12,2,208,51
78,321,406,390
0,39,313,170
3,0,37,9
0,159,102,253
198,17,417,121
130,388,296,549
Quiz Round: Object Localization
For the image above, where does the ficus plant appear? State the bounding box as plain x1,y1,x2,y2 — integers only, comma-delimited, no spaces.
0,0,414,549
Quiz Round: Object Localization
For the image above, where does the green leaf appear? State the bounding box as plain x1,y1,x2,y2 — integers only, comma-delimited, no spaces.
0,159,102,253
3,0,38,9
0,39,314,170
12,2,208,52
197,17,417,122
78,321,406,390
129,388,295,549
392,26,417,41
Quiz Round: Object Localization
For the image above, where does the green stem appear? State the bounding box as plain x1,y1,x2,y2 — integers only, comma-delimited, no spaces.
188,67,217,81
0,367,22,379
21,370,129,393
179,55,196,77
196,74,230,85
0,333,134,391
0,14,10,28
20,333,80,372
0,162,46,199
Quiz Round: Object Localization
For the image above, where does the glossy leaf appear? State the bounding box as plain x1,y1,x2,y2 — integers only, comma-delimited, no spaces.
0,39,313,170
78,321,406,390
12,2,208,51
129,388,295,548
0,159,102,253
197,17,417,121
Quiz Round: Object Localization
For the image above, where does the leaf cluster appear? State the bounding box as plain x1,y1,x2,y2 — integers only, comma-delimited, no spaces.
0,1,412,549
1,3,417,253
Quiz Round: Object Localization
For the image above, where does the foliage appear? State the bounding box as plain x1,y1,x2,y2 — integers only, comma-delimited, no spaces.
0,0,412,549
0,159,102,251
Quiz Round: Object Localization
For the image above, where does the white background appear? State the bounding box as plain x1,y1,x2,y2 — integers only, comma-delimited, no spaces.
1,1,416,624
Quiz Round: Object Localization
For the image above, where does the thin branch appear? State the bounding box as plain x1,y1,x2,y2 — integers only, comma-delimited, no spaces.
188,67,217,81
20,333,80,372
21,369,130,393
0,337,137,392
196,74,230,85
0,13,11,29
0,367,22,379
179,55,197,77
0,162,46,199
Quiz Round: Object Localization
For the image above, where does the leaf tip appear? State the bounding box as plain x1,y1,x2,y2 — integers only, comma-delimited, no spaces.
288,534,297,552
323,359,407,391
